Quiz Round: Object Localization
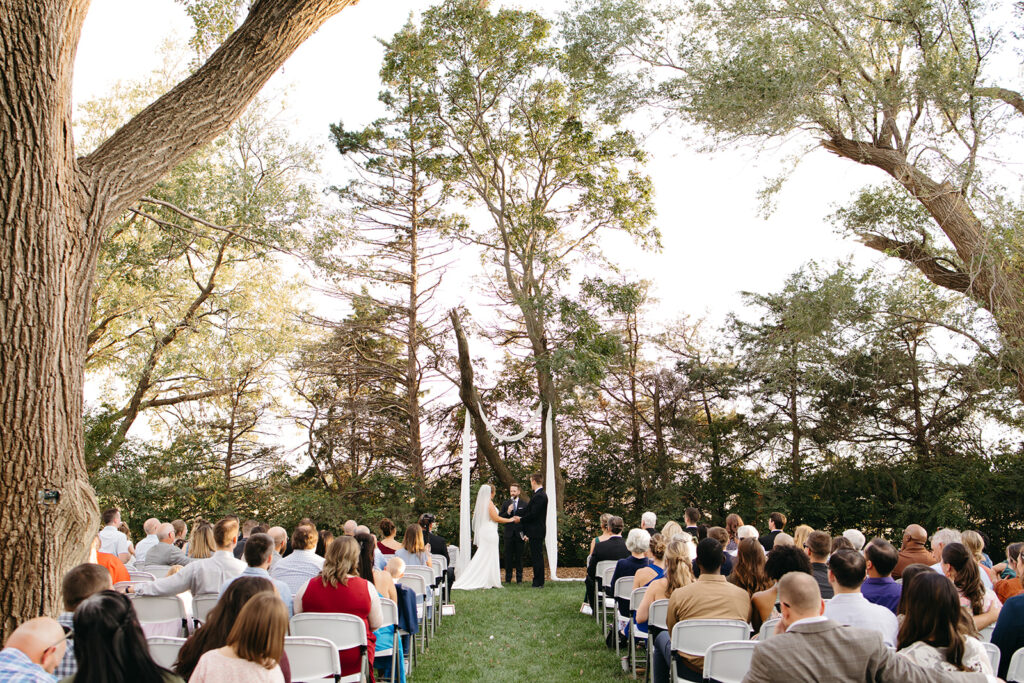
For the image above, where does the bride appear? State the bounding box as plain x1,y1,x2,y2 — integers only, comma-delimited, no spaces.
452,484,511,590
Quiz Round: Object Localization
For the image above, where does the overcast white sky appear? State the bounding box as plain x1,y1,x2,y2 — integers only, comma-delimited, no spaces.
74,0,885,333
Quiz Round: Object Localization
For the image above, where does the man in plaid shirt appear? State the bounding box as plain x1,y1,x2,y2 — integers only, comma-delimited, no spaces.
0,617,67,682
54,564,113,678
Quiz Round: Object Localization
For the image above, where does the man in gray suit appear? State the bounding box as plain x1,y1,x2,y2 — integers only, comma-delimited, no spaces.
142,522,193,569
743,572,993,682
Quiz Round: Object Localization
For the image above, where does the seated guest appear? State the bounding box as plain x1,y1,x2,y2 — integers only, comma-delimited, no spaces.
418,514,450,584
175,577,285,681
772,532,795,547
636,537,693,631
0,617,67,682
189,593,287,683
804,530,834,599
682,507,700,538
736,524,759,546
792,524,814,554
267,527,287,567
962,530,998,586
188,522,216,560
728,537,773,596
377,519,402,555
296,536,383,680
862,538,902,614
232,519,260,560
611,528,652,618
898,571,993,674
633,533,667,591
759,512,786,551
144,523,193,569
752,544,812,631
992,592,1024,679
843,528,866,551
744,573,987,682
640,511,657,532
221,533,294,615
56,564,112,678
98,508,131,563
652,538,749,682
356,532,403,683
117,521,136,560
942,542,1001,631
993,542,1022,581
659,520,683,542
724,514,743,554
386,557,406,581
700,527,733,575
589,513,614,558
134,518,161,565
269,524,323,595
343,520,358,536
585,515,628,610
394,523,432,567
832,535,855,553
824,549,899,647
930,528,963,573
994,543,1024,603
88,534,129,585
67,590,183,682
132,518,245,597
318,530,335,556
171,520,188,549
897,564,935,616
894,524,936,579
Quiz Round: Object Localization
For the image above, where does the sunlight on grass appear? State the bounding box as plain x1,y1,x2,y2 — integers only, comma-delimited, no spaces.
411,581,627,682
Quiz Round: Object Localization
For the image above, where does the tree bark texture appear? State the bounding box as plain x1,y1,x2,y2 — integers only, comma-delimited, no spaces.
0,0,358,639
449,310,516,489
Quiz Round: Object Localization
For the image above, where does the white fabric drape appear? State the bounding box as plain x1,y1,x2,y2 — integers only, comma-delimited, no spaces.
476,402,541,442
544,407,559,579
457,411,472,577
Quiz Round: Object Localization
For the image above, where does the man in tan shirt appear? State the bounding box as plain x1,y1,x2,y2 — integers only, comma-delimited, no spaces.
893,524,935,579
652,537,751,682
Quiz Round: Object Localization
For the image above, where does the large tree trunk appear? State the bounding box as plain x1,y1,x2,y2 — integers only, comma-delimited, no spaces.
0,0,358,639
449,310,516,489
406,165,426,503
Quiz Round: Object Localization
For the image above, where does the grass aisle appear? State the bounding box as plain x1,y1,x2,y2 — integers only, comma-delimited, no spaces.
411,581,626,682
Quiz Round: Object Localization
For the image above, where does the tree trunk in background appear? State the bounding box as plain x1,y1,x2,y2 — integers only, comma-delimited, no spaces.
0,0,358,639
406,166,426,503
450,310,515,489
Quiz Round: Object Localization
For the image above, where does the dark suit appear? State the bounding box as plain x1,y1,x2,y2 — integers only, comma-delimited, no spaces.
742,620,987,682
424,529,454,590
518,486,548,587
501,496,525,582
759,529,781,552
585,536,629,609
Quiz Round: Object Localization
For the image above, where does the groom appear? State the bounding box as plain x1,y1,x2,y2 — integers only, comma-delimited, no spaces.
513,472,548,588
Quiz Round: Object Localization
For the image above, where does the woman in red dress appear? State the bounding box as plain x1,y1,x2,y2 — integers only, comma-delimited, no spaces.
295,536,383,680
377,518,401,556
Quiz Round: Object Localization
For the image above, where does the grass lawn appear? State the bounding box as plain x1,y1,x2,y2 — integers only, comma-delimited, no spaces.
410,581,629,682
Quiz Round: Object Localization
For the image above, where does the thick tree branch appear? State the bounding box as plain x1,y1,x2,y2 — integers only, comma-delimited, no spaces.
857,233,974,297
976,86,1024,116
78,0,359,229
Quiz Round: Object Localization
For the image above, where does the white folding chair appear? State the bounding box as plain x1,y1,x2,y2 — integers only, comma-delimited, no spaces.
430,554,449,606
285,636,342,683
447,546,460,571
702,640,758,683
397,573,429,653
669,619,750,683
1006,646,1024,682
143,564,172,579
628,586,648,678
130,595,190,637
758,617,781,640
146,636,185,669
129,570,156,582
979,624,995,642
600,564,618,635
613,577,635,660
983,641,1001,673
289,613,368,683
594,560,619,623
191,592,219,629
113,580,151,593
403,566,437,639
376,598,401,683
646,599,669,683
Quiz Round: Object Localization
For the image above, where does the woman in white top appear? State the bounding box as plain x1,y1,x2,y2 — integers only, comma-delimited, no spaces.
898,571,993,674
190,592,287,683
942,542,1002,630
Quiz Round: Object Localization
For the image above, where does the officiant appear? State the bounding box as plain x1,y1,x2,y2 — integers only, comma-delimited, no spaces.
501,483,525,583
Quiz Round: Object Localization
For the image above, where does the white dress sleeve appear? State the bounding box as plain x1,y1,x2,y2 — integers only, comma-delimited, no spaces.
365,580,383,629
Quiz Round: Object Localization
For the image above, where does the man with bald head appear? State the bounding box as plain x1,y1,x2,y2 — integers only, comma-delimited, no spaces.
143,522,193,569
133,517,161,564
0,617,67,681
893,524,934,579
343,519,358,536
742,573,991,682
267,526,288,567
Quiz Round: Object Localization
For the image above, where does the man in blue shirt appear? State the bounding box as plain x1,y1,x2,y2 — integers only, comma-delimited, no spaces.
0,617,67,682
221,532,294,615
861,538,902,614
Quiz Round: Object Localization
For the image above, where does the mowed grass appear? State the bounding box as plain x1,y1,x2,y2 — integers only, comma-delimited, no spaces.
411,581,627,682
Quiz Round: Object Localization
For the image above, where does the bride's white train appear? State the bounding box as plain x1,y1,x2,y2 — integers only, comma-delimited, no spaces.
452,484,510,590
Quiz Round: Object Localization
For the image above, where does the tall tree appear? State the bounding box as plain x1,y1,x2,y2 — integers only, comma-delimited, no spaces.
0,0,359,636
388,0,657,504
565,0,1024,403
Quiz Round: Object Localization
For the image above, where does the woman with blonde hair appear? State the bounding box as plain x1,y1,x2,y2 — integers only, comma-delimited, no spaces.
588,513,614,558
188,522,216,559
296,536,383,679
660,520,683,541
962,530,997,585
189,592,287,682
395,523,432,567
634,536,694,632
792,524,814,553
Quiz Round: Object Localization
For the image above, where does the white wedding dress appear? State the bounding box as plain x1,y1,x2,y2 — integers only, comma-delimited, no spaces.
452,485,502,590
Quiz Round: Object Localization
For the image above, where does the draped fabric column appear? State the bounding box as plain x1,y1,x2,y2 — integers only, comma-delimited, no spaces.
456,411,472,577
544,407,559,579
